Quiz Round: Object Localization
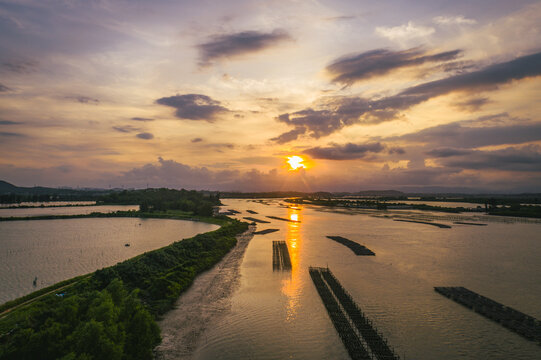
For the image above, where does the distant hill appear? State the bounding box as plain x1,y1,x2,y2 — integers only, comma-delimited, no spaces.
0,180,19,193
0,180,111,201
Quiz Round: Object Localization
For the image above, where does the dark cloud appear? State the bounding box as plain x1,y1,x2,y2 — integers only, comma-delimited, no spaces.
66,96,99,104
394,120,541,148
131,117,154,122
2,60,37,74
0,83,12,92
303,142,385,160
435,145,541,172
198,29,291,66
270,126,306,144
388,147,406,155
454,97,490,111
274,51,541,142
425,148,473,157
0,131,26,137
156,94,229,122
327,48,462,84
136,132,154,140
0,120,22,125
400,51,541,98
191,137,203,143
113,125,140,133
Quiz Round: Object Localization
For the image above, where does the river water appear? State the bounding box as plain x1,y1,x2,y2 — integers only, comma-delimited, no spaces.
192,199,541,360
0,217,218,304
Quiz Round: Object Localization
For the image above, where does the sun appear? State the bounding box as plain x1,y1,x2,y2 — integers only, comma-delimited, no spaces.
287,155,306,171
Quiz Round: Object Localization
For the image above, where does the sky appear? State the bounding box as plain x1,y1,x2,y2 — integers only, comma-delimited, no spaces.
0,0,540,193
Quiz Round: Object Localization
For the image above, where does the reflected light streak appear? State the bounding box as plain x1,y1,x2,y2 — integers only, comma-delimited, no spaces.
281,205,303,321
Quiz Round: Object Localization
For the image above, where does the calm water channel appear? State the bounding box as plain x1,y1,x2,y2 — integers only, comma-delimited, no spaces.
0,215,218,304
192,199,541,360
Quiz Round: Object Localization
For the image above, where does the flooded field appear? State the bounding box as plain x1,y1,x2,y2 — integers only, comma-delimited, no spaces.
0,218,218,304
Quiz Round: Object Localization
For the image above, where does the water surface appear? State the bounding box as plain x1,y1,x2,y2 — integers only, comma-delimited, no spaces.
193,199,541,360
0,218,218,304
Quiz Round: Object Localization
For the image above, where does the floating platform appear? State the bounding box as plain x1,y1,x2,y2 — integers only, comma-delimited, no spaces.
434,286,541,344
393,219,451,228
254,228,279,235
453,221,487,226
310,267,401,360
327,236,375,256
243,217,271,224
266,215,301,223
272,241,292,270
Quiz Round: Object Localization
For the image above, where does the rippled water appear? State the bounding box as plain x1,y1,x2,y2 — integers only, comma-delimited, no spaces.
0,218,218,304
194,199,541,360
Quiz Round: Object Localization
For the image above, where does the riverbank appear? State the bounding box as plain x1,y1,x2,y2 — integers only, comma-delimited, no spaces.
155,225,255,359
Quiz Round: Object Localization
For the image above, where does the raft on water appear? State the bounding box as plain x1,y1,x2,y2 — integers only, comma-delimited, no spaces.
243,217,271,224
309,267,401,360
272,241,292,270
266,215,301,223
453,221,487,226
393,219,451,228
434,286,541,344
254,228,279,235
327,236,375,256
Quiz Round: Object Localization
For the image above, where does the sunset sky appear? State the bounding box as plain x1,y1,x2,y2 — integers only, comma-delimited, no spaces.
1,0,540,192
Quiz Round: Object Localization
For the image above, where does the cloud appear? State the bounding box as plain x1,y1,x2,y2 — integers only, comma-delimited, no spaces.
191,137,203,143
197,29,291,66
433,16,476,25
0,83,12,92
273,51,541,142
131,117,154,122
0,120,22,125
388,147,406,155
394,119,541,148
432,145,541,172
2,60,37,74
375,21,435,40
270,126,306,144
66,96,99,104
136,132,153,140
113,125,140,133
425,148,473,157
156,94,229,122
453,97,490,111
327,48,462,84
303,142,385,160
0,131,26,137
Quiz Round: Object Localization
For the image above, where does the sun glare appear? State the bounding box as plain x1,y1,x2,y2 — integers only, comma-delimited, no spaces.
287,156,306,171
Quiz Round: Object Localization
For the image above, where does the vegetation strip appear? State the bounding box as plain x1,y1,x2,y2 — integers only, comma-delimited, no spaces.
327,236,375,256
266,215,301,222
434,287,541,344
272,241,292,270
309,268,371,360
393,219,451,228
253,228,279,235
243,216,271,223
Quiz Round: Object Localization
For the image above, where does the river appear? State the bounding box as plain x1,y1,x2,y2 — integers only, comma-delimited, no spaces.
185,199,541,360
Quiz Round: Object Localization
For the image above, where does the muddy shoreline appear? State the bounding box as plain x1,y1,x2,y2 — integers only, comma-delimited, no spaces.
154,225,255,359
